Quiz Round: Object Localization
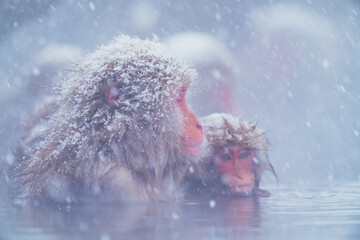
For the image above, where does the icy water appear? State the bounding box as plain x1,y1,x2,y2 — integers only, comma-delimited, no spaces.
0,182,359,240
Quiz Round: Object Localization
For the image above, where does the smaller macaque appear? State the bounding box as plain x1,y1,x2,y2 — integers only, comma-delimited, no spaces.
185,113,277,197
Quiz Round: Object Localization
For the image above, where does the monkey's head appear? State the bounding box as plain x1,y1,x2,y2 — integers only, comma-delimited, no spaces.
197,113,276,197
55,36,203,151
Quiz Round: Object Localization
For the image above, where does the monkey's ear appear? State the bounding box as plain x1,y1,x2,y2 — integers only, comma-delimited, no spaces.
106,85,119,107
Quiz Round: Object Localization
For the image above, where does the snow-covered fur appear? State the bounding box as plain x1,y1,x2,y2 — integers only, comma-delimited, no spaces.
10,35,197,202
187,113,276,193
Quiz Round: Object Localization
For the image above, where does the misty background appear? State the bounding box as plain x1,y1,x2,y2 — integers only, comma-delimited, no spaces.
0,0,359,187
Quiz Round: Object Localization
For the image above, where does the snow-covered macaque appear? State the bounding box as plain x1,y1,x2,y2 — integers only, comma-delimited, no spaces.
10,36,204,203
186,113,276,197
165,32,239,116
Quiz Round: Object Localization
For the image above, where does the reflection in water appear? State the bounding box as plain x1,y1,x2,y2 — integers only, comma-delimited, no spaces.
1,183,360,240
222,199,262,237
1,195,262,240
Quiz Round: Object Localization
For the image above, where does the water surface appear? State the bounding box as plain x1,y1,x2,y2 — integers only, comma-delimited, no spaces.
1,182,359,240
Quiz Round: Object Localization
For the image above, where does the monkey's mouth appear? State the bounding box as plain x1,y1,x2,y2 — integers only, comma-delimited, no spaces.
182,144,203,156
229,184,255,196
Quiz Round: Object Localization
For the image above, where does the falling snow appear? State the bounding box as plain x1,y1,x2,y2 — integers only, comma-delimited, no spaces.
0,1,359,239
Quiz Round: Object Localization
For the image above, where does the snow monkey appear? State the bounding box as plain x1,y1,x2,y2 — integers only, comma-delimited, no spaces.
9,35,204,203
185,113,277,197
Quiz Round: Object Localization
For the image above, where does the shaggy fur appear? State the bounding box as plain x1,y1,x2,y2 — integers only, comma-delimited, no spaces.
185,113,277,195
10,36,197,202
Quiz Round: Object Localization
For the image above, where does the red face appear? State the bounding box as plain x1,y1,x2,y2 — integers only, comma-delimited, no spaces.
214,145,255,195
177,86,204,156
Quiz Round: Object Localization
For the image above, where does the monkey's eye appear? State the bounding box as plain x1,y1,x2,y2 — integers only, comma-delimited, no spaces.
238,149,251,159
176,97,183,103
221,154,232,161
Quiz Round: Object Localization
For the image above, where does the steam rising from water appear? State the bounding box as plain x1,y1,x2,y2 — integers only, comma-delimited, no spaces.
0,0,359,186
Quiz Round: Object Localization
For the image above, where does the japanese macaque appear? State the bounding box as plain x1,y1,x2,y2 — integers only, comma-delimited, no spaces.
9,35,204,203
185,113,277,197
165,32,239,116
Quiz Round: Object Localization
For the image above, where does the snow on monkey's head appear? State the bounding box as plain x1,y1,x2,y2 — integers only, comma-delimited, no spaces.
55,35,204,158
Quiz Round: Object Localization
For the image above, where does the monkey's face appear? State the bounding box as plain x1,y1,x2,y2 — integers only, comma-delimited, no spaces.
177,86,204,156
214,145,256,196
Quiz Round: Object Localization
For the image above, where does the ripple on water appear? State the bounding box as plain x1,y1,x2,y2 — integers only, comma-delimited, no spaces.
0,182,359,240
